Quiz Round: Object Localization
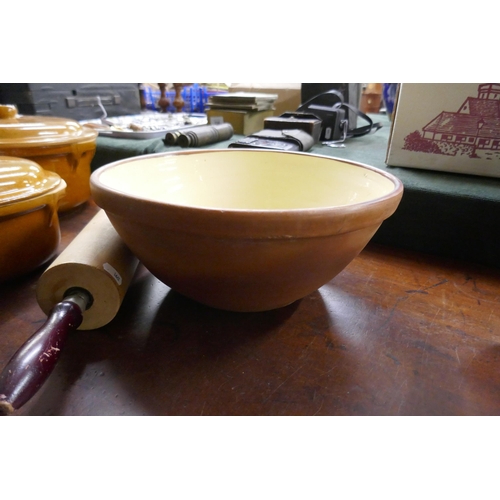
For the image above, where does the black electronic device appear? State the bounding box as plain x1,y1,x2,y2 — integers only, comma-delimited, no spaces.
263,112,322,143
228,128,314,151
297,89,382,143
301,83,361,129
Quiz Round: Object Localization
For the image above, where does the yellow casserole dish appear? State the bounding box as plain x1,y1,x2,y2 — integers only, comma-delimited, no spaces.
0,156,66,283
0,104,97,211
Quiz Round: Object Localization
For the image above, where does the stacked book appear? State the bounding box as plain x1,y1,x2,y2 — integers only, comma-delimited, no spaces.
207,92,278,111
206,92,278,135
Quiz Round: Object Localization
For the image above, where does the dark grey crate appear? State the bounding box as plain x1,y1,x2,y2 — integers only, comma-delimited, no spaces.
0,83,141,120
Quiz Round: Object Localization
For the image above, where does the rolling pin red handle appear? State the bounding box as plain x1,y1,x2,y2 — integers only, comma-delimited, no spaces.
0,289,92,416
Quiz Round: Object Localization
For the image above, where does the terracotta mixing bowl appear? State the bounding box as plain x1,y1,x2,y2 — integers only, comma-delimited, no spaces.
90,149,403,311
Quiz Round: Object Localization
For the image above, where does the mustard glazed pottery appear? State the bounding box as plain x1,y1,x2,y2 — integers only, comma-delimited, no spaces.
0,104,97,211
0,156,66,282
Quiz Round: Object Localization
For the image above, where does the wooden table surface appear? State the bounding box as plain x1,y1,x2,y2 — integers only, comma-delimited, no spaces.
1,199,500,416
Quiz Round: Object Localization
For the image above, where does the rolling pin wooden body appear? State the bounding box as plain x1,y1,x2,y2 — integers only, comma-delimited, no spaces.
0,210,139,415
37,209,139,330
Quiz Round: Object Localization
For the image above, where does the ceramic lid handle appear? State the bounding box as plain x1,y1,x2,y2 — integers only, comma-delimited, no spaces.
0,105,18,119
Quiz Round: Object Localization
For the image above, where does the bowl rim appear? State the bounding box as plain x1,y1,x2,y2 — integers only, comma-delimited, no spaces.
90,149,404,238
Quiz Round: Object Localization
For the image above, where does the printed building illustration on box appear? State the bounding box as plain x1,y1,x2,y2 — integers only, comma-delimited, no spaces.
403,83,500,160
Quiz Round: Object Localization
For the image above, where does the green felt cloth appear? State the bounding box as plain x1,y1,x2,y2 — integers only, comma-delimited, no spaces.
91,115,500,268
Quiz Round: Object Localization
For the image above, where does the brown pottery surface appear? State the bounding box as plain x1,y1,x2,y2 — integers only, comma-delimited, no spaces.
91,149,403,311
0,104,97,211
0,156,66,282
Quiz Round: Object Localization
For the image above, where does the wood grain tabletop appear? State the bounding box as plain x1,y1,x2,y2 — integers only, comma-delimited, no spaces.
1,200,499,416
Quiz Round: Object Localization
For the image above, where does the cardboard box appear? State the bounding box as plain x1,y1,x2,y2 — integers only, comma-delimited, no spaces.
386,83,500,178
229,83,301,117
207,108,274,135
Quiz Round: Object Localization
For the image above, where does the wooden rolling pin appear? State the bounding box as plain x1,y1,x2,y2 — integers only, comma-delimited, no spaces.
0,210,139,415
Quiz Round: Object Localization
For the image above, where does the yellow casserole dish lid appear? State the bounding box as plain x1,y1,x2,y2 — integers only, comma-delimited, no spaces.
0,104,97,148
0,156,64,206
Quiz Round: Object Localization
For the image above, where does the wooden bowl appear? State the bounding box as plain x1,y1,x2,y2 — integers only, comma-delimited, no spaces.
90,149,403,311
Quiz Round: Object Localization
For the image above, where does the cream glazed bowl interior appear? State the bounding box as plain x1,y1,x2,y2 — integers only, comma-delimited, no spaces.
90,149,403,312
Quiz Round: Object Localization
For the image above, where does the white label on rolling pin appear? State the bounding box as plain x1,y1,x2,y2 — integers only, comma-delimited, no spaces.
103,263,123,285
